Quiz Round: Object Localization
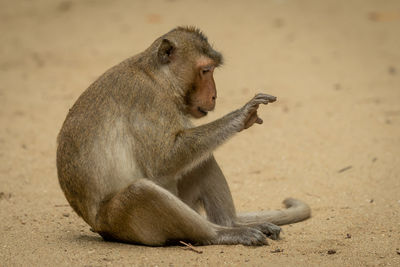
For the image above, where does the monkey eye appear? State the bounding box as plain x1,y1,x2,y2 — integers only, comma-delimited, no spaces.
201,68,211,75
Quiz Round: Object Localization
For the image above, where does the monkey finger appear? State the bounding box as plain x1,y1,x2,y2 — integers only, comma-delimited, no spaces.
246,100,260,109
252,98,271,106
253,93,277,105
255,93,277,102
264,94,277,103
256,117,263,124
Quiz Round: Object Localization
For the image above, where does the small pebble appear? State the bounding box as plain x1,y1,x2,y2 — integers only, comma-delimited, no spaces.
327,249,336,255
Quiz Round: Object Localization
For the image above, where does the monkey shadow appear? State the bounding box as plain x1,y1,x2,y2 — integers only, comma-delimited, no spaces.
64,233,109,248
74,233,104,244
72,233,138,249
72,232,189,249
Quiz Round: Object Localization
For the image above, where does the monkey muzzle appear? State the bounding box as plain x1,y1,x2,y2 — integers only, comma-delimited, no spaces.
197,107,209,116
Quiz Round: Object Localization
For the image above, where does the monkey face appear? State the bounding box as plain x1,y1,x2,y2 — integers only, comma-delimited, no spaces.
186,63,217,118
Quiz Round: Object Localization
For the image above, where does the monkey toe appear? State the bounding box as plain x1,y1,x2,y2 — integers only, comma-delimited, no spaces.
256,222,281,240
241,228,269,246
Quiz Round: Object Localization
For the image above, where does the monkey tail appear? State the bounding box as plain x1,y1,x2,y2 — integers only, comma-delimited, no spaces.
236,198,311,226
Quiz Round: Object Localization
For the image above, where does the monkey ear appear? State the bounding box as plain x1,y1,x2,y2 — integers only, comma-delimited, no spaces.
158,38,175,64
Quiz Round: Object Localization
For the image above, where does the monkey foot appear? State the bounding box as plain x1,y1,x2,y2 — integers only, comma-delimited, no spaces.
215,227,269,246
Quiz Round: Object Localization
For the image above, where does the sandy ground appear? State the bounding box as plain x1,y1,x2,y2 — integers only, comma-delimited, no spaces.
1,0,400,266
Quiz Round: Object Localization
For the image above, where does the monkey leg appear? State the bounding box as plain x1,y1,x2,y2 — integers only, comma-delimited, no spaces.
178,159,310,241
178,156,237,226
95,179,269,246
96,179,215,245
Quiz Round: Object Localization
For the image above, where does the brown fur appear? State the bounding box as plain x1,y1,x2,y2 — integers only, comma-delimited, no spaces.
57,26,311,246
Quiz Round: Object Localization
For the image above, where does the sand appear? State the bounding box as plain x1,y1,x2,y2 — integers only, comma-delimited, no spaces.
1,0,399,266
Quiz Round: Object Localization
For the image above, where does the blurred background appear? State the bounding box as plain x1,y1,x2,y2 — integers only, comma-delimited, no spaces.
1,0,399,266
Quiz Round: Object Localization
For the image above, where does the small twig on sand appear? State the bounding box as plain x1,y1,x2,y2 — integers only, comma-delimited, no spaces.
338,166,352,173
54,204,70,207
179,241,203,254
306,192,321,198
271,248,284,253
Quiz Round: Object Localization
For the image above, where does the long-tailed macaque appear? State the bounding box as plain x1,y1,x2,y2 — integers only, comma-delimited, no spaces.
57,26,311,246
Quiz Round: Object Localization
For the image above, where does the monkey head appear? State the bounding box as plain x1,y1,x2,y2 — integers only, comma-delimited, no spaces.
156,26,223,118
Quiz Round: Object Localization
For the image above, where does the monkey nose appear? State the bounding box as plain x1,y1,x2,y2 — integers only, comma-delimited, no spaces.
210,99,216,110
211,96,216,109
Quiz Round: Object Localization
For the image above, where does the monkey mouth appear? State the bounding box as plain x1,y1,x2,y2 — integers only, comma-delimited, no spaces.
197,107,208,116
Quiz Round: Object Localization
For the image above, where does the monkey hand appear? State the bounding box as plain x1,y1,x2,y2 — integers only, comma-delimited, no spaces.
240,93,277,131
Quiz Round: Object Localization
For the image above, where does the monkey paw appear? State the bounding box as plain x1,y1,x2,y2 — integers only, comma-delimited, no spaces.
240,93,277,131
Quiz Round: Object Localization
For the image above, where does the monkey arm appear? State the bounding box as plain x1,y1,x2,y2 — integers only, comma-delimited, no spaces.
133,94,275,178
165,109,245,176
167,93,276,175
